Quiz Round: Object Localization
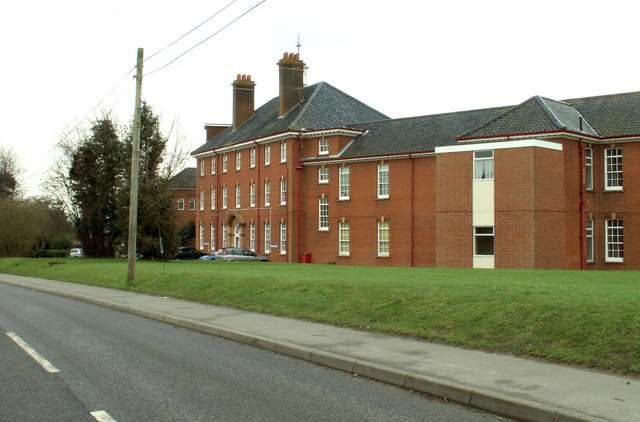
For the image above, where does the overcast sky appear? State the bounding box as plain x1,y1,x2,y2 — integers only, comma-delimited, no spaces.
2,0,639,196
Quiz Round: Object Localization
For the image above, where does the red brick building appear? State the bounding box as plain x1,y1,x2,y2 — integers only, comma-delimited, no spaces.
170,167,197,247
192,53,640,270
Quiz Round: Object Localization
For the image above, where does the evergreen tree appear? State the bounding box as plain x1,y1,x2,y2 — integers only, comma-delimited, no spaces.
69,117,125,257
117,102,177,259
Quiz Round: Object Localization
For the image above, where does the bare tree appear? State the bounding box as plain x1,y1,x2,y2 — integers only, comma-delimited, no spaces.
161,118,191,179
0,145,24,198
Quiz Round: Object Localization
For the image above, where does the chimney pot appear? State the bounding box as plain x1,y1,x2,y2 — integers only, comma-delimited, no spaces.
278,52,305,117
236,73,241,80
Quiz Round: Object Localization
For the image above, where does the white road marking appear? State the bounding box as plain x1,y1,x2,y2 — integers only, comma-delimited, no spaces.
6,332,59,373
91,410,118,422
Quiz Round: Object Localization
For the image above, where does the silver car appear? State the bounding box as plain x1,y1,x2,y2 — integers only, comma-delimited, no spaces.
214,248,270,262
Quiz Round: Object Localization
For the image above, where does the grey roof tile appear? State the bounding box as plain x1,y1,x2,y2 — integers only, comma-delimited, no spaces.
458,96,598,140
171,167,196,188
565,91,640,138
192,82,388,155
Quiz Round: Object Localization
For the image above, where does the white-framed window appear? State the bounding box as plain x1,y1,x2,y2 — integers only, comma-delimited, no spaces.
222,185,228,209
264,222,271,254
474,226,495,256
188,198,195,211
586,219,594,263
280,178,287,205
319,197,329,231
235,184,241,209
474,150,494,180
280,222,287,254
199,222,204,250
264,180,271,206
377,163,389,199
210,187,215,210
318,167,329,184
250,182,256,207
222,154,228,173
199,188,205,211
250,147,256,168
211,156,216,175
210,224,216,252
605,148,622,191
280,141,287,163
177,198,184,211
338,221,350,256
249,222,256,251
585,147,593,190
264,145,271,166
319,138,329,155
235,151,241,171
339,166,350,200
605,219,623,262
200,158,205,176
221,223,227,248
378,220,390,257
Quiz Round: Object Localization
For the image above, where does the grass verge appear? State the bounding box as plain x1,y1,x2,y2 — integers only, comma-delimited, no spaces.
1,258,639,375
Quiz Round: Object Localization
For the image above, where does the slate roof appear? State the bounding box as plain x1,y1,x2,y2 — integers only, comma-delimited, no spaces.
458,96,598,140
170,167,196,188
565,91,640,138
337,106,511,158
192,82,388,155
193,77,640,162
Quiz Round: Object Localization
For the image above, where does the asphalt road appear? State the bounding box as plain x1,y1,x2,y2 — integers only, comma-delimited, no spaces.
0,284,509,421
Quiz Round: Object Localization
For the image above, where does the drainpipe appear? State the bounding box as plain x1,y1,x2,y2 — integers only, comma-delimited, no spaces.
253,141,261,251
579,141,586,270
410,154,415,267
213,152,220,252
296,134,304,263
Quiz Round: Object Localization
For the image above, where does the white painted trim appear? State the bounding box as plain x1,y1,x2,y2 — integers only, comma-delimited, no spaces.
435,139,563,154
302,152,435,166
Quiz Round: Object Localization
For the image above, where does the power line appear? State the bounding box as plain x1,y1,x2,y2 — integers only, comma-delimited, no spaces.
144,0,241,64
145,0,266,77
55,0,266,148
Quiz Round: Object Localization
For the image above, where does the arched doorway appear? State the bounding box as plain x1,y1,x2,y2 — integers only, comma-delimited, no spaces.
226,211,245,249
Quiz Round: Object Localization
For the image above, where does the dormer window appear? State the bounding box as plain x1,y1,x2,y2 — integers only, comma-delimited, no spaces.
319,138,329,155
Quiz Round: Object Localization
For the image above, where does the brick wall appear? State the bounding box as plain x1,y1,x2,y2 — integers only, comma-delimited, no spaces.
435,151,472,268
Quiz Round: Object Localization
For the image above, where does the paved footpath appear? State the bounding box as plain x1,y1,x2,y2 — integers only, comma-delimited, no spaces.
1,274,638,422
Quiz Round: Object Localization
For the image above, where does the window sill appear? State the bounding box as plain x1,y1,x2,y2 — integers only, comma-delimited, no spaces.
376,196,389,201
337,198,350,202
377,255,390,259
318,228,329,232
604,260,624,264
603,188,623,193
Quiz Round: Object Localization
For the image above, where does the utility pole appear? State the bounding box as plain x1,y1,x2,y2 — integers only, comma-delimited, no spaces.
127,48,144,284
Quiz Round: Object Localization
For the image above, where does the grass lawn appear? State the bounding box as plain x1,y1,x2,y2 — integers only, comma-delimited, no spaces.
1,258,639,375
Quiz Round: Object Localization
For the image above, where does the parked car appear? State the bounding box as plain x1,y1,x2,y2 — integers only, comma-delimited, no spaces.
175,247,209,260
69,248,83,257
198,254,216,261
214,248,270,262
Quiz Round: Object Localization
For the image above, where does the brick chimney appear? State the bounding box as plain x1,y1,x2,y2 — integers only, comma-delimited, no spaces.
278,52,305,117
232,74,255,129
204,123,230,141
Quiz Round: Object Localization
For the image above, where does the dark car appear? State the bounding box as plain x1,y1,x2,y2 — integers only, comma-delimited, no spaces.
214,247,270,262
175,247,209,260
